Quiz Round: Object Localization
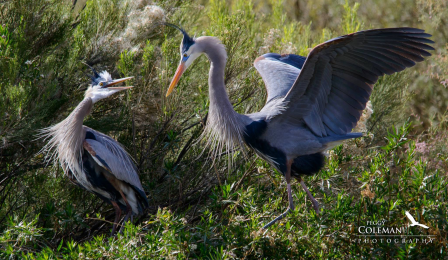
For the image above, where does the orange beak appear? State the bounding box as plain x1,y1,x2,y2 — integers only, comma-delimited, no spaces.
166,62,186,97
105,77,134,90
107,86,133,90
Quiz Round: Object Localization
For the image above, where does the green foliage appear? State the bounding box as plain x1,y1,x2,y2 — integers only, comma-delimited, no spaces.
381,120,412,153
72,0,130,62
0,215,47,258
142,40,156,74
342,0,363,34
117,50,136,76
369,72,413,138
0,23,19,82
269,0,285,28
1,0,447,259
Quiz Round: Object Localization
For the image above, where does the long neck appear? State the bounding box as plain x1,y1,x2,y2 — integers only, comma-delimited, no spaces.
41,98,93,174
205,42,234,118
199,37,245,157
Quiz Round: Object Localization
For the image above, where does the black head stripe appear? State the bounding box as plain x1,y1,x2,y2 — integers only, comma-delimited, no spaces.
83,62,102,85
164,23,195,52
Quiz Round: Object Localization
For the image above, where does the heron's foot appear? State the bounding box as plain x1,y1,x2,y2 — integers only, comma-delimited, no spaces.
262,207,292,230
300,180,320,215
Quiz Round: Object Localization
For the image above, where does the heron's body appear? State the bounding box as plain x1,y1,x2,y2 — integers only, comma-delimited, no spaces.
242,117,328,177
197,37,364,177
41,70,148,235
165,26,433,228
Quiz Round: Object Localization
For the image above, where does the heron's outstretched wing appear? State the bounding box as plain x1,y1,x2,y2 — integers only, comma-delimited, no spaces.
274,28,433,137
254,53,306,104
82,127,144,192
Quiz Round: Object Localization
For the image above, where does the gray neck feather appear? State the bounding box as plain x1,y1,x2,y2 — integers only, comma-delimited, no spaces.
40,98,93,174
197,37,246,159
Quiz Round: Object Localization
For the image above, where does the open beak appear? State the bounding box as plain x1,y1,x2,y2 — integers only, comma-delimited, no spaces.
166,62,186,97
106,77,134,90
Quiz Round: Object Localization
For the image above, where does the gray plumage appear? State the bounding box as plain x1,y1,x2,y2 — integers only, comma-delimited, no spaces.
40,69,148,235
82,127,144,192
165,26,433,229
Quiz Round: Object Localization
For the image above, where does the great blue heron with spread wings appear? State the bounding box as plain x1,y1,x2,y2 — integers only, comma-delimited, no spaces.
165,24,433,229
40,66,149,235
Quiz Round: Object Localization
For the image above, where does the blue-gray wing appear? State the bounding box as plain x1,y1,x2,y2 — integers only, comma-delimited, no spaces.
274,28,434,137
254,53,306,104
83,127,144,191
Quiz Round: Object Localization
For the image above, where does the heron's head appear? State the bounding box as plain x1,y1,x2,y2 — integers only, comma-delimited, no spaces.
165,24,203,97
84,66,133,103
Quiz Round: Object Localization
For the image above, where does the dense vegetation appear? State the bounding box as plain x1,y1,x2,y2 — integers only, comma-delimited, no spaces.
1,0,447,258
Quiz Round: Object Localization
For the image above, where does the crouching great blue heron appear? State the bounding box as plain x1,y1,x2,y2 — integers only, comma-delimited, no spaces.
165,25,433,229
40,66,149,235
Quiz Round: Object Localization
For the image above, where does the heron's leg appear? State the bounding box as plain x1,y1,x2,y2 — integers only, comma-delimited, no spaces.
110,201,122,236
118,190,133,234
300,180,319,214
263,159,294,229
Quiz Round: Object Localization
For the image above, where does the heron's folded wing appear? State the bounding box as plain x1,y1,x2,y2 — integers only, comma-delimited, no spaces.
273,28,433,137
83,127,144,192
254,53,306,104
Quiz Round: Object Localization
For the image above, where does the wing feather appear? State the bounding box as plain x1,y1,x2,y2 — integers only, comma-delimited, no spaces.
254,53,306,104
272,28,432,137
83,127,144,191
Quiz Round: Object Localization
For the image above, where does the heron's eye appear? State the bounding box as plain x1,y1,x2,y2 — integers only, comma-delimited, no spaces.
183,53,187,57
99,82,103,86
